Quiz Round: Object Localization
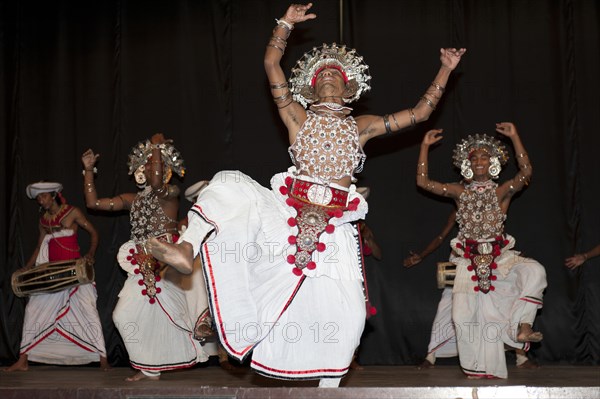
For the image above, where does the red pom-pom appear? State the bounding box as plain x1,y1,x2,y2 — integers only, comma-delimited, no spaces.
351,198,360,205
327,210,335,218
279,186,289,195
490,285,495,291
316,242,326,252
287,254,296,264
129,248,135,254
141,289,147,296
306,261,316,270
149,298,156,304
491,262,497,269
467,265,474,271
131,259,138,265
126,255,132,261
456,243,463,249
464,253,470,259
134,268,140,274
292,267,303,276
348,203,358,211
503,240,509,246
474,286,480,292
471,275,478,281
287,217,297,227
325,224,335,234
156,287,162,294
138,280,144,286
285,176,293,186
285,198,295,207
288,235,297,245
369,306,378,316
491,275,497,280
155,275,161,282
334,209,343,218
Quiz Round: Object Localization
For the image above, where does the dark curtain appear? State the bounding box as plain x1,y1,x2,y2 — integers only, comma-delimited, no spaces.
1,0,598,366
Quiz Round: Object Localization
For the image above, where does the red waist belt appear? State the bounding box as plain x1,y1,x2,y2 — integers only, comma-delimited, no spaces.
289,178,348,207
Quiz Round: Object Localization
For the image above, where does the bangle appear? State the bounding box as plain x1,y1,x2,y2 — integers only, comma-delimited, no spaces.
518,153,528,158
408,108,416,126
431,81,445,92
270,82,288,90
391,113,401,130
420,96,437,110
275,18,293,30
383,114,392,134
82,167,97,176
267,43,285,54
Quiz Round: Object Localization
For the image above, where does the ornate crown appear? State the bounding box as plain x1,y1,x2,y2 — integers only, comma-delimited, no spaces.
452,134,509,169
289,43,371,108
127,139,185,178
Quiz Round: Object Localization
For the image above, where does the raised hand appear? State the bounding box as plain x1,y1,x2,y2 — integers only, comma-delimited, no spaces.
422,129,444,146
282,3,317,25
495,122,518,138
81,149,99,170
440,48,466,71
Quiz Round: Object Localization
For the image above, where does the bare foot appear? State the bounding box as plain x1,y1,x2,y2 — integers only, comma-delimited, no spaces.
517,359,540,369
125,371,160,381
517,323,543,343
148,239,194,274
100,356,111,371
2,356,28,372
416,359,434,370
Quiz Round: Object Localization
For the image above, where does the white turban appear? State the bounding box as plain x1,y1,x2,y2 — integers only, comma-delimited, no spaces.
26,182,63,199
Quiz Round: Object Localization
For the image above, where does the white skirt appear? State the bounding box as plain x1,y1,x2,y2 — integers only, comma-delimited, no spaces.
181,169,368,379
114,240,209,372
20,230,107,365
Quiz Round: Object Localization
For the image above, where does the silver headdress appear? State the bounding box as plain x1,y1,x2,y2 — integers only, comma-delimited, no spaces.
289,43,371,108
452,134,509,169
453,134,509,179
127,139,185,178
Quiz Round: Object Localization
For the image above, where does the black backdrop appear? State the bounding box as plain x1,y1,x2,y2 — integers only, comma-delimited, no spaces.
1,0,599,367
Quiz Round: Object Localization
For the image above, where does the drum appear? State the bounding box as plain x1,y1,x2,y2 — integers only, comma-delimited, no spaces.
437,262,456,289
11,258,94,297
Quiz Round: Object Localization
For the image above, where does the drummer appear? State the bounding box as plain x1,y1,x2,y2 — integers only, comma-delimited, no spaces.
3,182,110,372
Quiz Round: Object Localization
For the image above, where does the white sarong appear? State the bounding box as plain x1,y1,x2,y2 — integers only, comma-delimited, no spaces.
181,169,368,380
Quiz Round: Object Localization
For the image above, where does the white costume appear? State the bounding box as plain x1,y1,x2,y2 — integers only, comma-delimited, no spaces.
450,180,546,378
181,169,367,379
113,187,209,373
19,224,107,365
180,106,371,380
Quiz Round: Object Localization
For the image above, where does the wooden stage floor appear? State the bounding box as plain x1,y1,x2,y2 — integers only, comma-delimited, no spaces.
1,363,598,398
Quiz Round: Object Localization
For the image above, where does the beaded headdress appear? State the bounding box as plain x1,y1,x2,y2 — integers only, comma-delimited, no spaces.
289,43,371,108
127,139,185,178
452,134,509,169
